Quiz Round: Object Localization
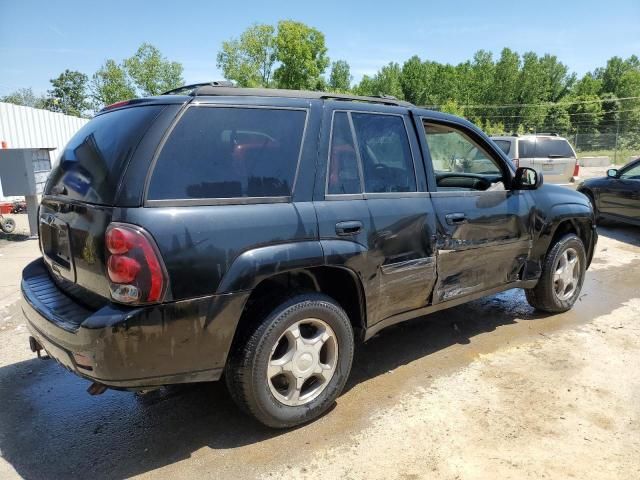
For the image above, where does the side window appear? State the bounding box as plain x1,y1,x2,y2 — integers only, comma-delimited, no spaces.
351,113,417,193
327,112,361,194
423,122,505,191
620,163,640,180
147,107,306,200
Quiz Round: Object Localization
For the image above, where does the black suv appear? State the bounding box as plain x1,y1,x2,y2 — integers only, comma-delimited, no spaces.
22,84,597,428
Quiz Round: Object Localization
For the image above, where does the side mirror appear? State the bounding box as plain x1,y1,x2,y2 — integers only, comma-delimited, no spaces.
514,167,543,190
607,168,619,178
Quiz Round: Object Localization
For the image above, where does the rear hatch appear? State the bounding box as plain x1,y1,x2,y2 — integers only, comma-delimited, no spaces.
518,136,577,184
40,104,167,306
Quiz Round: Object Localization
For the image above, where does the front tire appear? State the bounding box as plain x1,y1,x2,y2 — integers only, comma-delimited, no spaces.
525,233,586,313
225,293,354,428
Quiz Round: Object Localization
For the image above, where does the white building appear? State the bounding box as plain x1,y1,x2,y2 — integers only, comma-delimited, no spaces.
0,102,88,199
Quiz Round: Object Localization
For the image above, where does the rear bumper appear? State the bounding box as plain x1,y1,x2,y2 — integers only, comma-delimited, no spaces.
21,258,249,389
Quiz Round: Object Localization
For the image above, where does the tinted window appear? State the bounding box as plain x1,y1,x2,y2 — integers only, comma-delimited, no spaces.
351,113,416,193
327,112,361,194
620,162,640,179
493,139,511,155
518,138,575,158
148,107,306,200
45,106,164,205
536,138,575,158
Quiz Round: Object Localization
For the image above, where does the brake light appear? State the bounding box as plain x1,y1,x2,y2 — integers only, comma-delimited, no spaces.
573,161,580,177
101,100,131,112
105,224,168,304
513,158,520,168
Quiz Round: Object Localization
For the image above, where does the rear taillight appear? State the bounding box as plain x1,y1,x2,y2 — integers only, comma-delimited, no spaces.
513,158,520,168
105,224,168,304
573,161,580,177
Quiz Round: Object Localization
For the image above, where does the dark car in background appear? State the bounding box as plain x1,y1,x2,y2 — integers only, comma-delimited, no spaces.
578,158,640,226
21,84,597,428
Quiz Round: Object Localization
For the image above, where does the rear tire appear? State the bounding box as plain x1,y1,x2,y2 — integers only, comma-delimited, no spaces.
525,233,586,313
225,293,354,428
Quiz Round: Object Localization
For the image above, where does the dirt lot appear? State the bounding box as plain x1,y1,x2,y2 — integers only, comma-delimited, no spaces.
0,215,638,480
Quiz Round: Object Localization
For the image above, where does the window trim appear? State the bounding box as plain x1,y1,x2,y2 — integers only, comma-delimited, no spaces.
420,118,513,195
324,109,419,199
143,103,309,207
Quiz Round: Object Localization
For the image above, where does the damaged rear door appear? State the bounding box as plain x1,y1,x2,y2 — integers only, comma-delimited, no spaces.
419,118,533,303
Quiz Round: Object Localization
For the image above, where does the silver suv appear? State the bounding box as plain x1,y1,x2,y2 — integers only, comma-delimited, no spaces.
491,134,579,184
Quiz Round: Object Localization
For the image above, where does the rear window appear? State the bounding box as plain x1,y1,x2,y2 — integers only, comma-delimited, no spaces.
45,106,164,205
518,138,575,158
493,139,511,155
148,107,306,201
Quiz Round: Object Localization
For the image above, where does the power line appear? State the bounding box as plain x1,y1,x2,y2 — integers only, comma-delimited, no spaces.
424,96,640,110
479,107,640,120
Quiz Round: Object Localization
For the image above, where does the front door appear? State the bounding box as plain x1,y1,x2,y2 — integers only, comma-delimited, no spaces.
599,161,640,222
419,119,533,304
314,106,438,325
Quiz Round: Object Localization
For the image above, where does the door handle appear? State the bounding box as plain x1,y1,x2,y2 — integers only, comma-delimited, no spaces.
445,213,468,225
336,221,363,236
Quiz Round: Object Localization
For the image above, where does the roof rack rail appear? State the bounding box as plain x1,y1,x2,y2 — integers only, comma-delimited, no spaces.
161,81,235,96
163,82,415,107
319,93,413,107
535,132,559,136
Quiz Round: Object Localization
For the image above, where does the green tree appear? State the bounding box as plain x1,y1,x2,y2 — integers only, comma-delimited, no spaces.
45,69,90,117
400,56,429,104
1,87,47,109
354,62,403,99
90,59,136,109
124,43,183,96
542,103,571,133
567,94,603,134
328,60,352,92
216,23,277,87
273,20,329,90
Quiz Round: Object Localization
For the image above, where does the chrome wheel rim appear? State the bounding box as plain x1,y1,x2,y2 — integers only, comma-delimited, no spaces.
267,318,338,407
553,247,580,301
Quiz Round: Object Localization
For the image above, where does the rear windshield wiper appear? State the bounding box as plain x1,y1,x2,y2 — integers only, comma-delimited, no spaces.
547,154,566,158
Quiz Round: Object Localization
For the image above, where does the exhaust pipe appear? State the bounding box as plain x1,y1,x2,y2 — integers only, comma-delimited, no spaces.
87,382,108,396
28,336,45,358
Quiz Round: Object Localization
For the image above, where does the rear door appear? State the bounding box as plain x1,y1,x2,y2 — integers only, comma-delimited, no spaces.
314,105,437,325
419,118,533,303
518,137,576,184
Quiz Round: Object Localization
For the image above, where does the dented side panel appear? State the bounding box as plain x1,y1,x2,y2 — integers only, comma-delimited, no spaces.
430,190,533,303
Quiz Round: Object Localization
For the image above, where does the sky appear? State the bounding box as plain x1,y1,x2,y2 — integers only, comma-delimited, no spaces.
1,0,639,97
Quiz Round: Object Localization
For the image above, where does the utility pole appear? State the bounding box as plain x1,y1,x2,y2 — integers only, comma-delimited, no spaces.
614,119,620,165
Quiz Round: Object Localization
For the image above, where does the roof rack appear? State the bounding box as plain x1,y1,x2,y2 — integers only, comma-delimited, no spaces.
161,81,235,96
162,81,414,107
535,132,559,136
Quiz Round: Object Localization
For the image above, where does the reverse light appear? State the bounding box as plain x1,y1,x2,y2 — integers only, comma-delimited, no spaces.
513,158,520,168
105,224,168,304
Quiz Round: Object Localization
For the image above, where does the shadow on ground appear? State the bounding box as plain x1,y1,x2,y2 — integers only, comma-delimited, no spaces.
0,239,635,479
597,222,640,246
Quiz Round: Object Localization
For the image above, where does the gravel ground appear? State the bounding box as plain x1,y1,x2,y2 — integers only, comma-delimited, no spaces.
0,214,638,479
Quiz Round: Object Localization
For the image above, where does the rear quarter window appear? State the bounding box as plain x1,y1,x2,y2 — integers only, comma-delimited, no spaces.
147,107,307,201
493,139,511,155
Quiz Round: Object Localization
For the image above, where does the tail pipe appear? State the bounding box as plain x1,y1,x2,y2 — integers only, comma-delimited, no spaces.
28,336,44,358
